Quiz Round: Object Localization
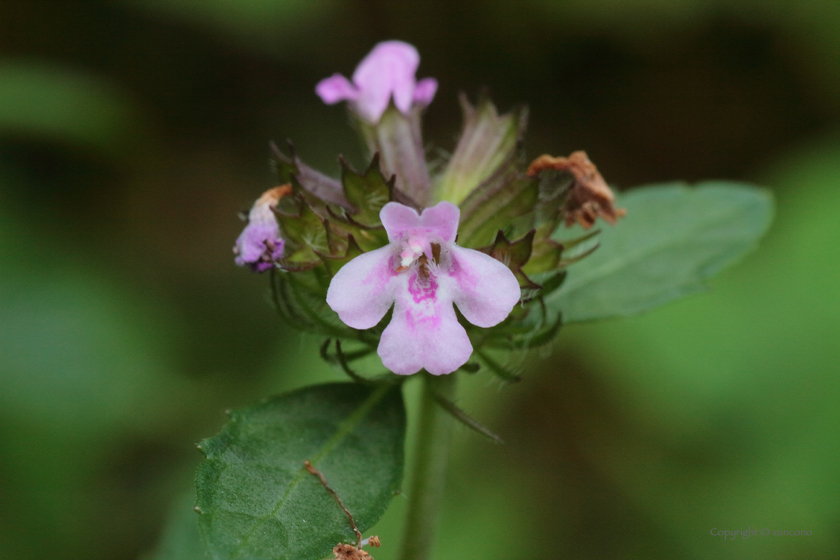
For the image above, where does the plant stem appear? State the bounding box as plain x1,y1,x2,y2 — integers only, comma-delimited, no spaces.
398,373,457,560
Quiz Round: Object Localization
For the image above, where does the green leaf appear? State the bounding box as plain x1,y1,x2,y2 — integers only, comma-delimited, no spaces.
436,94,528,206
195,383,406,560
544,182,774,323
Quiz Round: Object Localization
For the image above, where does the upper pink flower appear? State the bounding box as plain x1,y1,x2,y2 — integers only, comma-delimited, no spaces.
326,202,520,375
316,41,438,124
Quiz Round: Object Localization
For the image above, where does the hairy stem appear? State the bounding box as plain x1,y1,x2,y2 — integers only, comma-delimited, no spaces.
398,373,456,560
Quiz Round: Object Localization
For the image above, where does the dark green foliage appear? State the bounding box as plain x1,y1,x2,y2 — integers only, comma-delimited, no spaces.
195,383,406,560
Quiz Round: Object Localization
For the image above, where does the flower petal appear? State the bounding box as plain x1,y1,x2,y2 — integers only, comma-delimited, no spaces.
413,77,438,106
445,245,521,327
378,273,472,375
418,201,459,243
315,73,359,104
352,41,420,122
326,245,396,329
379,201,460,245
380,202,421,243
235,223,278,263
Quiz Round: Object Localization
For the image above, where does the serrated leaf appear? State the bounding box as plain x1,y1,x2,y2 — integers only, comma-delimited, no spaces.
436,94,528,206
340,155,394,228
544,182,774,323
195,383,405,560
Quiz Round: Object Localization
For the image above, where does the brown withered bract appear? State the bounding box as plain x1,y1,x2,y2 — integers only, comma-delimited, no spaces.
333,543,371,560
527,151,625,229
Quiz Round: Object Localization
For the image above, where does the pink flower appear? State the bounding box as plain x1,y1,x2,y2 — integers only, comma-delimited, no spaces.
326,202,521,375
316,41,438,124
233,186,289,273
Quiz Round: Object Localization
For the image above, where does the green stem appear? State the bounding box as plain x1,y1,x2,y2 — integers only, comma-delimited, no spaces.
398,373,457,560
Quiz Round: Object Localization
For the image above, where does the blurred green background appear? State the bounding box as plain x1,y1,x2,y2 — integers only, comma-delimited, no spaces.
1,1,839,559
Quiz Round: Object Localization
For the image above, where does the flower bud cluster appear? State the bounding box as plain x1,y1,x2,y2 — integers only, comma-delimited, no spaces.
234,41,623,377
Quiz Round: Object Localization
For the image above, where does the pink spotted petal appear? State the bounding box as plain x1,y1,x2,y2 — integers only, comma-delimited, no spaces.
352,41,420,122
446,245,521,328
413,78,438,106
326,245,396,329
315,74,359,104
378,277,472,375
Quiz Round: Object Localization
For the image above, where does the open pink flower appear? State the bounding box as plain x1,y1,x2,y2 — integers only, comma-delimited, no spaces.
233,186,289,273
316,41,438,124
326,202,520,375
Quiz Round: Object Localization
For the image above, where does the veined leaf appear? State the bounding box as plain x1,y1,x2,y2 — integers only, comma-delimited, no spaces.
195,383,406,560
545,182,774,323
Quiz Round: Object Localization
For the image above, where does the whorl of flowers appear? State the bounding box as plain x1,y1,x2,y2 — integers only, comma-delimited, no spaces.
233,40,623,377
